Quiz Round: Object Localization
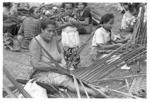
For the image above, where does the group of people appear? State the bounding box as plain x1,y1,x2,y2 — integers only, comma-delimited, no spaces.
3,2,146,97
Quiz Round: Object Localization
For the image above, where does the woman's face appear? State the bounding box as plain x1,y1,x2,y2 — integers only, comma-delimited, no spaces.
131,8,138,16
41,24,56,42
103,18,114,31
34,8,40,18
65,4,73,16
77,3,85,11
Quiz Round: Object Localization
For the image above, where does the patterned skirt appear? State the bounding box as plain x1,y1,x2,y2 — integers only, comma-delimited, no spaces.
64,47,80,70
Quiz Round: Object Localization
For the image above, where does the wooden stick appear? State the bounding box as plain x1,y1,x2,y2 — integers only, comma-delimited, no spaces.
88,46,144,82
3,85,17,98
79,79,90,98
3,67,32,98
129,78,137,93
74,41,132,77
92,73,146,84
125,79,129,90
88,84,110,98
93,85,139,98
108,88,139,98
72,74,81,98
117,83,132,91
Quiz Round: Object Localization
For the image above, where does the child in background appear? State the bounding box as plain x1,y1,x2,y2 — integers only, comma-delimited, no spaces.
119,3,130,15
120,4,138,40
75,2,93,34
91,13,121,60
58,3,81,70
61,24,80,70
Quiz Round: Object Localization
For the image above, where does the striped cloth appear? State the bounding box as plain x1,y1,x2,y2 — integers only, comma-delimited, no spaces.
18,17,41,39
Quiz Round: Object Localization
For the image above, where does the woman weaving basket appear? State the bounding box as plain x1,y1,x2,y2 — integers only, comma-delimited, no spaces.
91,13,126,60
29,18,105,97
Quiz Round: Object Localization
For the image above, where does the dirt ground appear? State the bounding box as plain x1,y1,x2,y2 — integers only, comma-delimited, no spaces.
3,3,146,98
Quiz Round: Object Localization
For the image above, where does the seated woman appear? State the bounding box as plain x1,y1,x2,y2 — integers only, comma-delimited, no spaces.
29,18,103,97
75,2,93,34
58,3,81,70
17,7,41,50
91,13,123,60
60,3,76,24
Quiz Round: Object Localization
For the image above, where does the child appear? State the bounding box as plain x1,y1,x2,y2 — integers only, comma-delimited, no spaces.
75,2,93,34
91,13,120,60
119,3,130,14
61,3,76,23
120,4,138,40
61,23,80,70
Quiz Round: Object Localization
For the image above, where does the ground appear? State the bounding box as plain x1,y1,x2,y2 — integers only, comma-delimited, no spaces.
3,3,146,98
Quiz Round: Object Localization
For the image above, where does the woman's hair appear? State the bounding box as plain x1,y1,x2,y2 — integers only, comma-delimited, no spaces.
3,2,12,9
76,2,88,7
128,3,140,13
61,3,75,8
40,18,57,30
100,13,114,24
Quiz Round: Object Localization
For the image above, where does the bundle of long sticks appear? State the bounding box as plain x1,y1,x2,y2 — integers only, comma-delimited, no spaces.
73,40,133,76
74,45,146,84
132,6,146,45
72,5,147,83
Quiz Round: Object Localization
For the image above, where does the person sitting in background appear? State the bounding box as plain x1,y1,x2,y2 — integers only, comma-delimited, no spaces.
58,3,81,70
74,2,93,34
3,2,13,16
120,4,139,40
3,2,19,36
17,7,41,50
61,24,80,70
3,2,22,51
29,18,102,97
60,3,76,24
91,13,123,60
119,3,130,15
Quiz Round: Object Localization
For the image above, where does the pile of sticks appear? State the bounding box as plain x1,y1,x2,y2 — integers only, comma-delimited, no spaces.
74,43,146,84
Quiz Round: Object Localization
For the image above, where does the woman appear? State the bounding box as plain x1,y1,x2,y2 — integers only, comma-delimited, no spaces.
29,18,101,97
75,2,93,34
60,3,77,24
60,3,81,70
61,23,80,70
91,13,121,60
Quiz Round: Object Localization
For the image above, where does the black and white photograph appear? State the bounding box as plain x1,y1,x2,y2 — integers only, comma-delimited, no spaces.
2,1,147,99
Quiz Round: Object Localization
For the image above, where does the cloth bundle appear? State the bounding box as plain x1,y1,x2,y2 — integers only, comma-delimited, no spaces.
61,26,80,48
